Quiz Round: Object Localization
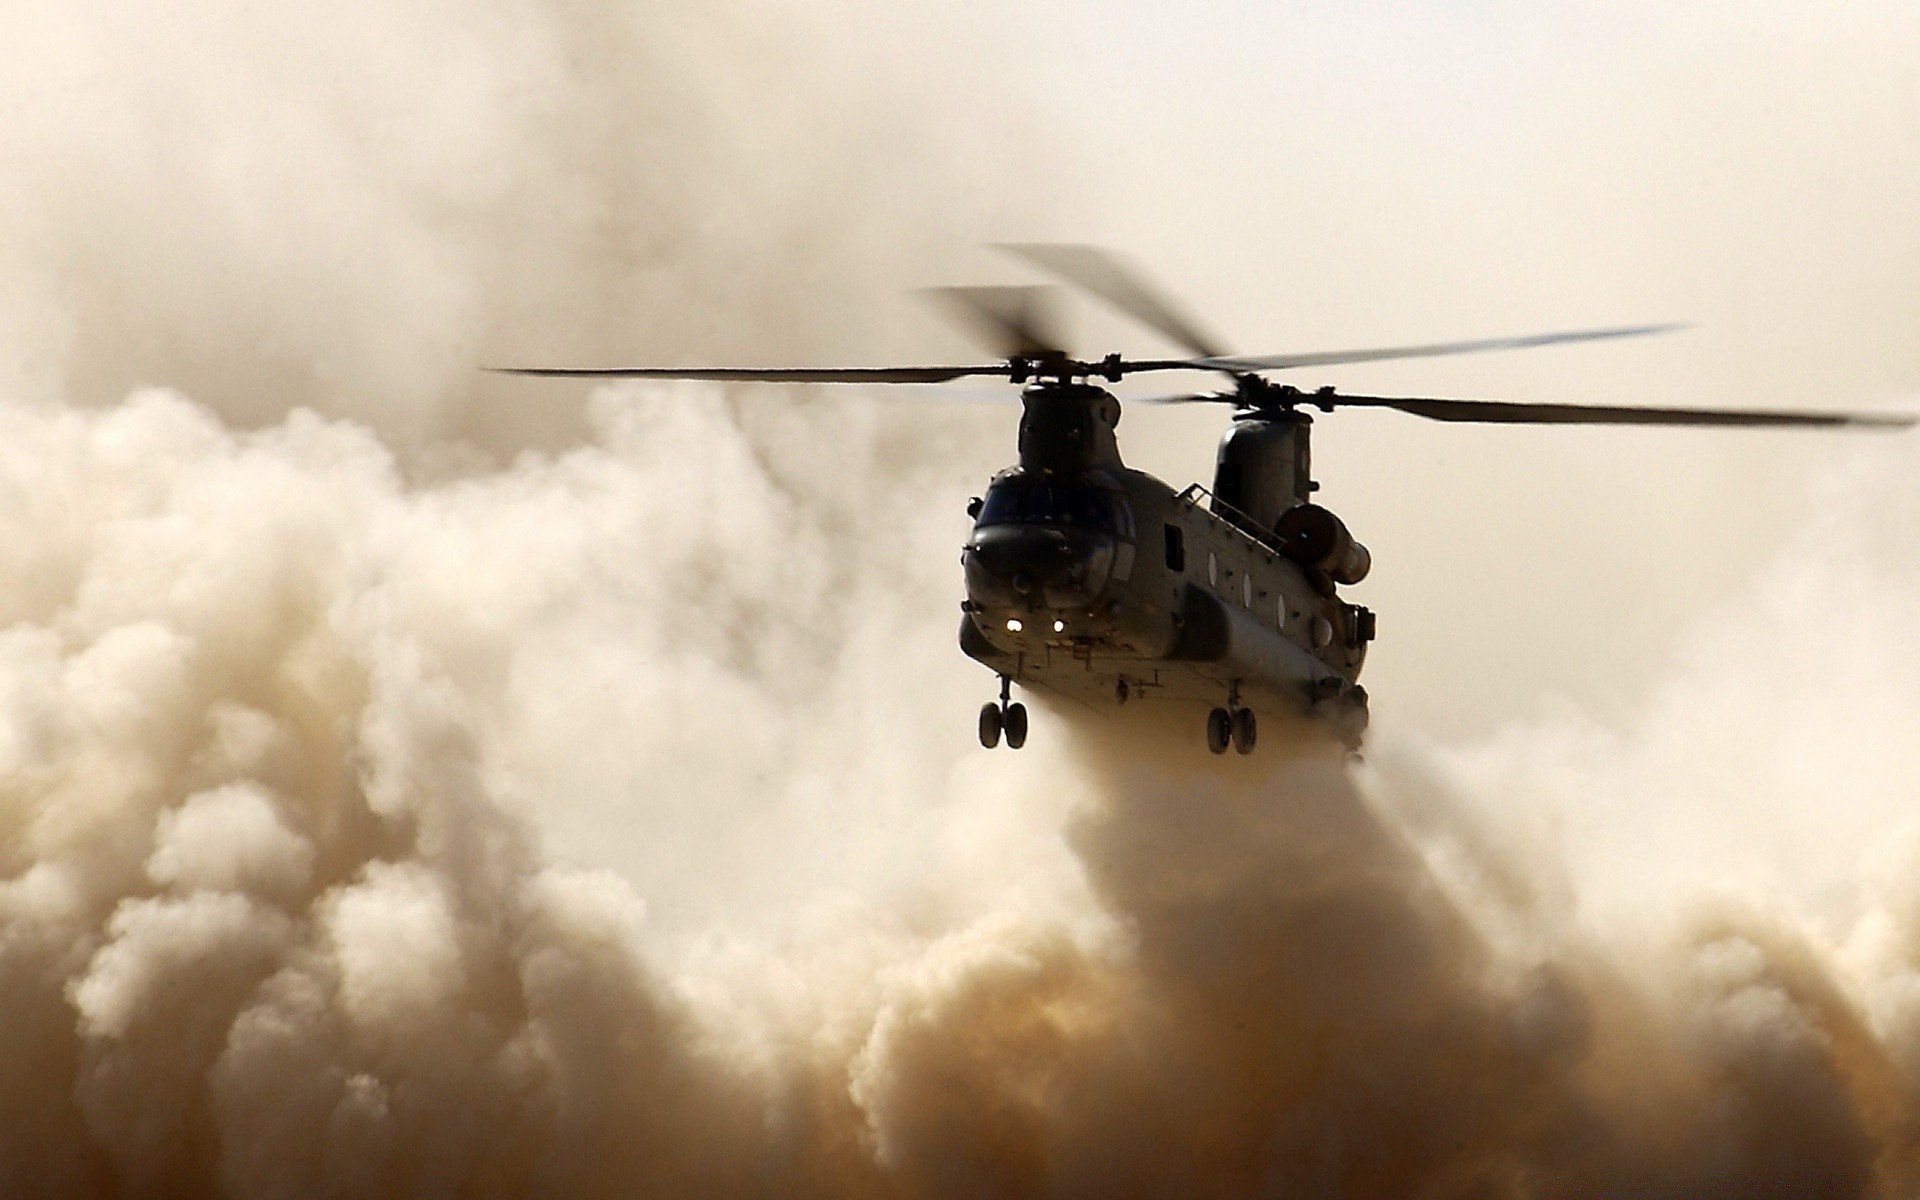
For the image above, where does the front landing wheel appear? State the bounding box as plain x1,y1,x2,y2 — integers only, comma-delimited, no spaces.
1206,707,1231,755
1003,702,1029,750
978,703,1002,749
1231,707,1257,755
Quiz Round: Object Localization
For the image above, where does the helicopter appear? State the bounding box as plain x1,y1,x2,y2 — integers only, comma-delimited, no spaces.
496,246,1913,754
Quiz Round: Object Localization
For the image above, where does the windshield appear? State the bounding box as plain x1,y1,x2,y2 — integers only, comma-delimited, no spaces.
978,480,1117,533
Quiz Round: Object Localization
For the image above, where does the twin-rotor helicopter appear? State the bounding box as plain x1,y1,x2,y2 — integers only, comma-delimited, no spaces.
499,246,1912,754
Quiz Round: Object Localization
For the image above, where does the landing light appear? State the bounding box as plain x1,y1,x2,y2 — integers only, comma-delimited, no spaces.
1006,618,1023,633
1053,619,1066,633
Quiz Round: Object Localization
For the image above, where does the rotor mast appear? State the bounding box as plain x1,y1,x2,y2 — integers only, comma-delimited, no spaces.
1213,408,1312,531
1014,376,1126,476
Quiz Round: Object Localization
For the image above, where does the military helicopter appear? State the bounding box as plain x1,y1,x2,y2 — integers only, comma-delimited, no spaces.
497,246,1913,754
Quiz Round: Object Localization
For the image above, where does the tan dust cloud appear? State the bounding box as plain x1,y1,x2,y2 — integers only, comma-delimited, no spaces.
0,0,1040,451
0,390,1918,1197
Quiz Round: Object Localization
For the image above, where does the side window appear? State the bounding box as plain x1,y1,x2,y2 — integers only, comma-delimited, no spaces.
1163,524,1185,572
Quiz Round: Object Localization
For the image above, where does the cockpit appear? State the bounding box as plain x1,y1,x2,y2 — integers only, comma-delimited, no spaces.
977,478,1124,534
964,475,1132,613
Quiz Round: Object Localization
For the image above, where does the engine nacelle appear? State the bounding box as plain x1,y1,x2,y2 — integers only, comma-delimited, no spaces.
1274,503,1371,585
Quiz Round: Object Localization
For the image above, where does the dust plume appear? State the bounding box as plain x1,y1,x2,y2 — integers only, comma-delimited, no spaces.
0,0,1039,448
3,389,1920,1197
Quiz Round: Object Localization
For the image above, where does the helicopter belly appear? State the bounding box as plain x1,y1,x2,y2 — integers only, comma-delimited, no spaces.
959,585,1367,744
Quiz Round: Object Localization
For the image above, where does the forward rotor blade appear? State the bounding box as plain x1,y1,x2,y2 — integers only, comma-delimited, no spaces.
1196,323,1687,372
995,243,1230,358
488,364,1010,384
1327,393,1915,428
923,285,1068,360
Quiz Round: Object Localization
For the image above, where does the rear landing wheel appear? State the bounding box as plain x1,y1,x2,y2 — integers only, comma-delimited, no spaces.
1206,707,1231,755
1003,702,1029,750
978,703,1002,749
1232,707,1257,755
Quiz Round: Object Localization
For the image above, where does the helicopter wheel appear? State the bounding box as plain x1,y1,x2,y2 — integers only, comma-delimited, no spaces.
1003,702,1029,750
1205,707,1231,755
978,703,1002,749
1231,707,1257,755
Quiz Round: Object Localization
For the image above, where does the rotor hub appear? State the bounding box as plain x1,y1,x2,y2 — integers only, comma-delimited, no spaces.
1009,352,1125,385
1234,378,1339,416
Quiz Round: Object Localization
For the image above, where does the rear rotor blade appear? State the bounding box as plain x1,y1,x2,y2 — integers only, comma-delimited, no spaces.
488,364,1010,384
1129,385,1913,427
996,243,1230,358
1326,392,1915,428
1196,323,1686,372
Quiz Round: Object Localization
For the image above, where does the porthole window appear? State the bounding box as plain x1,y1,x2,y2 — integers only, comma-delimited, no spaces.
1242,575,1252,607
1207,552,1218,587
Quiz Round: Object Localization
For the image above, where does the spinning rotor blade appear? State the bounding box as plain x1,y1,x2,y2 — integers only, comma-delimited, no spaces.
996,243,1230,358
1125,391,1241,405
923,285,1069,360
488,364,1009,384
1157,386,1914,428
494,279,1065,386
992,242,1679,372
1189,323,1687,373
1331,393,1915,428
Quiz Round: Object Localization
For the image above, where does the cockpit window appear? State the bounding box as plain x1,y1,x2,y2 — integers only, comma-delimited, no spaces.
978,480,1117,533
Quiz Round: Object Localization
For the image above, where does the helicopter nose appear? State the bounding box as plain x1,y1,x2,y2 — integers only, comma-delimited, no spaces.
965,525,1071,586
963,525,1113,609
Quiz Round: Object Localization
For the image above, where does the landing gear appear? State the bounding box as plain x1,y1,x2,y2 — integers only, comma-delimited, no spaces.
1206,683,1256,756
1003,702,1029,750
1206,707,1232,755
978,703,1002,749
981,676,1028,750
1231,707,1257,755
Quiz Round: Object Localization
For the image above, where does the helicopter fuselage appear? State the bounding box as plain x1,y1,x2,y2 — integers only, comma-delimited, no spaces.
959,381,1373,747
